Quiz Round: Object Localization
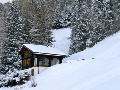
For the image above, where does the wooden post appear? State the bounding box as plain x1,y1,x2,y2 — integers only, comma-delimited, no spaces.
49,56,52,67
49,59,51,67
37,55,40,74
59,57,63,64
31,68,34,76
22,54,24,70
31,53,34,67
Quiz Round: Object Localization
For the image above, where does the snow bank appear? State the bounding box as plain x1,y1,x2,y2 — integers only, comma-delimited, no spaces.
16,58,120,90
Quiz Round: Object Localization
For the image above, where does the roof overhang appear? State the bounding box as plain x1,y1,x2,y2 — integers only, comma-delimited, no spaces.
19,44,67,57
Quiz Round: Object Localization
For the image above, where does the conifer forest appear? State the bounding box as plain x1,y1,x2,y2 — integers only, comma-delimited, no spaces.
0,0,119,81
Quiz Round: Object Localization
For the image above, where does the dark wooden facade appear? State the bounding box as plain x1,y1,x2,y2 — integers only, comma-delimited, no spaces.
19,46,66,69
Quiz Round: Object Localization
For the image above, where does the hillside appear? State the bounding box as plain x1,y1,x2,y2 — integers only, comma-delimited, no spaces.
52,28,72,54
64,31,120,61
1,29,120,90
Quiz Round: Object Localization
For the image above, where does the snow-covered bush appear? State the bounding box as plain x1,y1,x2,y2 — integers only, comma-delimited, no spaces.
0,69,31,87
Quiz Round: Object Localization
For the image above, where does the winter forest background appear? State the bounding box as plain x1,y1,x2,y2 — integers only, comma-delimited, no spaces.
0,0,119,79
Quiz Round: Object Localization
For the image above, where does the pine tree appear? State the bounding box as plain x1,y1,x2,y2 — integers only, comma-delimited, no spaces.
69,0,91,54
18,0,38,43
30,0,53,46
104,0,114,36
52,0,72,29
1,0,26,73
105,0,120,34
18,0,53,46
113,0,120,31
88,0,106,46
0,3,7,58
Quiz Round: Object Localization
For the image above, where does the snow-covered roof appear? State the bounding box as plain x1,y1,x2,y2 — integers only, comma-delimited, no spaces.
22,44,67,56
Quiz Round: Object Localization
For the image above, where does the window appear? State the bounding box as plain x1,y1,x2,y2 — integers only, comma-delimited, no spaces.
24,50,30,55
27,59,31,65
51,58,59,66
39,57,49,66
23,60,26,66
43,57,49,66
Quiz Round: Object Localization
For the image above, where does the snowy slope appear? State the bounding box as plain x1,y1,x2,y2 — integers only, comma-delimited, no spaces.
64,32,120,61
1,29,120,90
52,28,71,54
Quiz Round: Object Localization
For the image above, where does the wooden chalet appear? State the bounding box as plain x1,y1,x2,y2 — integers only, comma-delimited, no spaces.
19,44,67,69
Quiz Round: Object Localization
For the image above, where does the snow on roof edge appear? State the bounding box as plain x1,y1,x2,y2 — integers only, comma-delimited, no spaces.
23,44,67,56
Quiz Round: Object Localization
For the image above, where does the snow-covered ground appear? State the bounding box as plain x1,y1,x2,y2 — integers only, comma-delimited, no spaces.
0,0,13,4
52,28,71,54
1,28,120,90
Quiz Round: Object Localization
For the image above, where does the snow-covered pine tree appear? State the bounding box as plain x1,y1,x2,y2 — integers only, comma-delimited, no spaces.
1,0,26,74
18,0,38,43
52,0,65,29
60,0,73,28
113,0,120,31
30,0,53,46
69,0,120,54
52,0,72,29
85,0,119,47
0,3,7,59
104,0,120,35
104,0,115,36
69,0,91,54
87,0,106,47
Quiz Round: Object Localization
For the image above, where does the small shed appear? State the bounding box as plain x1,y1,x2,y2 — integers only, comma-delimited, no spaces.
19,44,67,70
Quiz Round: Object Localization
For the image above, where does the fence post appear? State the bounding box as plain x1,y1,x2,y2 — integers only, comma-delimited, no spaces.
31,68,34,76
